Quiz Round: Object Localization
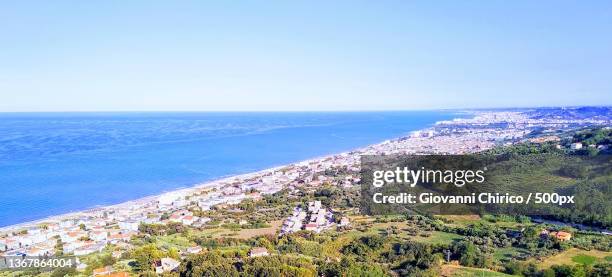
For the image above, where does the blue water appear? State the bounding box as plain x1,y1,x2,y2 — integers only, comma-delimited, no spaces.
0,111,457,227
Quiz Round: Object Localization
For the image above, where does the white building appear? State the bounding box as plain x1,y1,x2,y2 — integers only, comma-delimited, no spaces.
73,242,105,256
185,246,202,254
89,230,108,242
155,258,180,274
339,217,350,227
248,247,269,257
118,220,140,232
571,142,583,150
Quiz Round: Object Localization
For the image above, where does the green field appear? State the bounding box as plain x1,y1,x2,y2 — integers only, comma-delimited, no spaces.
493,247,530,262
409,231,463,245
539,248,611,269
571,254,598,266
443,265,514,277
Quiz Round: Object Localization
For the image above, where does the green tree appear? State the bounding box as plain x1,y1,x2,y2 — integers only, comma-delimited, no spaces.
452,241,479,267
132,244,163,271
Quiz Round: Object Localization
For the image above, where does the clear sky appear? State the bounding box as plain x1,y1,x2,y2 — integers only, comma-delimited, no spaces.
1,1,611,112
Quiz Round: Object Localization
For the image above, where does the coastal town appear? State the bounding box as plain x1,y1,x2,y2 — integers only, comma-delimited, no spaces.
1,109,610,275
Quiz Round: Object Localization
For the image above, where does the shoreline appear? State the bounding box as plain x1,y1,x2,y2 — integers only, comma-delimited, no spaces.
5,107,606,234
0,115,447,233
0,163,295,232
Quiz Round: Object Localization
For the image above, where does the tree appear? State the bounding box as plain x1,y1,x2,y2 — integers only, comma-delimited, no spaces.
542,268,555,277
51,267,77,277
132,244,163,271
452,241,479,267
99,253,116,267
168,247,180,260
590,263,611,277
360,235,385,249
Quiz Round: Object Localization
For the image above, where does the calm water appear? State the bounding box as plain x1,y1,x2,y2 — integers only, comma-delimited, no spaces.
0,111,457,227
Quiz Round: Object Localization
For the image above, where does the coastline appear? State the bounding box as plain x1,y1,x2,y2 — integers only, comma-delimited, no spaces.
0,114,449,233
4,108,607,234
0,164,290,232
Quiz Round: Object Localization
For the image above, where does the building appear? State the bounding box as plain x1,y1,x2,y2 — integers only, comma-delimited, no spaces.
308,201,321,213
76,262,88,271
90,230,108,242
73,242,105,256
154,257,181,274
0,238,19,250
550,231,572,241
304,223,317,232
25,246,54,256
186,246,202,254
61,231,87,243
570,142,583,150
338,217,350,227
59,220,76,228
181,215,196,225
106,273,129,277
118,220,140,232
249,247,269,257
108,232,133,244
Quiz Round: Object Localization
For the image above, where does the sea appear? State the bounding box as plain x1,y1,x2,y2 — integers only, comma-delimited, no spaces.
0,111,459,227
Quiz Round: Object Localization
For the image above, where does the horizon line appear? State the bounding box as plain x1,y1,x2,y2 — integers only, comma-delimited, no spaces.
0,105,610,114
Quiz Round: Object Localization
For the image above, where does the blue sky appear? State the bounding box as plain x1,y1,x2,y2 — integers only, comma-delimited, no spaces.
1,1,611,111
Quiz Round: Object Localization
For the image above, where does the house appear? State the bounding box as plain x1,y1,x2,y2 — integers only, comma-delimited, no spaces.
308,201,322,213
338,217,350,227
106,273,129,277
169,214,182,223
570,142,583,150
181,216,195,225
61,231,87,243
26,227,42,235
154,257,180,274
59,220,76,228
16,235,34,247
90,230,108,242
118,220,140,232
197,202,211,211
108,232,133,244
0,238,19,250
86,220,107,230
28,233,48,244
63,241,86,254
172,199,189,208
45,223,61,231
73,242,105,256
186,246,202,254
76,262,88,271
550,231,572,241
143,216,160,224
304,223,317,232
93,266,113,276
158,192,183,206
249,247,269,257
26,246,54,256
